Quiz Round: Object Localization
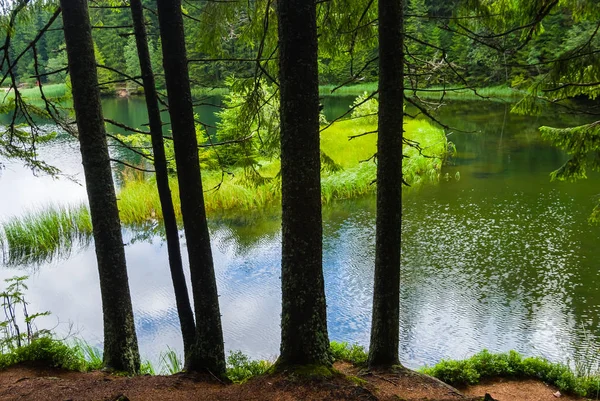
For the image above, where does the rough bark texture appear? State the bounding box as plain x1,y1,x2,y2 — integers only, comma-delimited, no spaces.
156,0,226,376
60,0,140,374
276,0,331,367
129,0,196,363
368,0,404,368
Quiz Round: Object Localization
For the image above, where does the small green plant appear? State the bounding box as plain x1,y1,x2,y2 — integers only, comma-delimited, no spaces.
0,276,51,352
73,339,103,371
226,350,272,383
330,341,368,366
140,360,156,375
159,346,182,374
0,276,98,372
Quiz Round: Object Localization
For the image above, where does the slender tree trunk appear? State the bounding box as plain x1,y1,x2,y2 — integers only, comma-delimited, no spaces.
60,0,140,374
368,0,404,368
275,0,331,367
155,0,226,376
129,0,196,364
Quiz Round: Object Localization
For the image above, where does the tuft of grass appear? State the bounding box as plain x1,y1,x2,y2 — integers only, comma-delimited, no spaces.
226,350,273,384
420,349,600,398
1,204,92,266
159,346,182,375
140,360,156,375
73,340,103,371
330,341,368,366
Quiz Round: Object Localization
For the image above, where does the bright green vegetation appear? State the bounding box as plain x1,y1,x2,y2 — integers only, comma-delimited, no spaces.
329,341,368,366
0,84,69,103
0,337,103,371
413,85,526,101
116,116,448,225
226,350,273,383
0,204,92,265
420,350,600,398
319,83,525,101
319,83,378,96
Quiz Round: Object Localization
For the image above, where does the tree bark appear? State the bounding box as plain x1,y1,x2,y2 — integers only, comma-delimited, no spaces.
368,0,405,368
276,0,331,367
60,0,140,374
155,0,226,376
129,0,196,365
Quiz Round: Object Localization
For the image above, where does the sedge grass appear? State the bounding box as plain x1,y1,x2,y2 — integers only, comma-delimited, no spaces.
0,204,92,266
116,117,448,224
0,84,69,103
1,117,448,256
410,85,525,101
319,82,378,96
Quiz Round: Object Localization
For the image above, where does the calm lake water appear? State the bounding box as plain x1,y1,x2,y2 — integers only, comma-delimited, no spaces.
1,96,599,370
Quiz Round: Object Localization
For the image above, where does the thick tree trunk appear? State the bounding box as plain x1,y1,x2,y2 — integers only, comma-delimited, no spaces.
155,0,226,376
129,0,196,364
60,0,140,374
276,0,331,367
368,0,405,368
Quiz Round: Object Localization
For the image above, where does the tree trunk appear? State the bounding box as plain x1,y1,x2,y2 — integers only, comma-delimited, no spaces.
368,0,405,368
129,0,196,364
276,0,331,367
155,0,226,376
60,0,140,374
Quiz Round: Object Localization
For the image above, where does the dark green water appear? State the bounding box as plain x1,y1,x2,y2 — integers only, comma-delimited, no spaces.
1,96,599,370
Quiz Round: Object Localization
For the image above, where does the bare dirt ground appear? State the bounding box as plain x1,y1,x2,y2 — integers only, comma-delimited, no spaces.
0,361,590,401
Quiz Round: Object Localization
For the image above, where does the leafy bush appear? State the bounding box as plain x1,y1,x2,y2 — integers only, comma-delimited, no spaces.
226,350,272,383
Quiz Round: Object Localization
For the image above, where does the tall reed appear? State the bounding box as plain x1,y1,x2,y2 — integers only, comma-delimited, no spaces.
0,204,92,265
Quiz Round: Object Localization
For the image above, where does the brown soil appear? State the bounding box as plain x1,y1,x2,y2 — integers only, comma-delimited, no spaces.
0,362,590,401
461,377,589,401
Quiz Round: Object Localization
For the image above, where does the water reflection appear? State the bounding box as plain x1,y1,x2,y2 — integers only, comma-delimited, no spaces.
1,99,600,371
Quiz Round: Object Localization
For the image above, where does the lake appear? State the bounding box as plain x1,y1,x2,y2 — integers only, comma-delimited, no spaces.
0,96,599,370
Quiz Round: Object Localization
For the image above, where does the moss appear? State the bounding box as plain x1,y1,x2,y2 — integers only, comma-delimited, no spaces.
269,362,337,380
346,375,368,386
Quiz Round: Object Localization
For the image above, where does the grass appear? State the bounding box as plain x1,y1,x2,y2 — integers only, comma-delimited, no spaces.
0,114,447,260
319,82,378,96
0,83,69,103
0,204,92,266
319,82,526,101
420,349,600,398
117,117,448,224
190,86,229,98
410,85,526,101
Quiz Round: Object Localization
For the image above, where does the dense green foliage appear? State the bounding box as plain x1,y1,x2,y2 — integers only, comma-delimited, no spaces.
329,341,368,366
2,0,597,92
421,349,600,398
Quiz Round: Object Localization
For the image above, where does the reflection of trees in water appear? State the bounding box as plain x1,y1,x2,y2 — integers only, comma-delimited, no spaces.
208,210,281,257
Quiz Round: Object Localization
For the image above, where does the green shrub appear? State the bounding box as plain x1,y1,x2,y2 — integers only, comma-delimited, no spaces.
0,337,86,371
420,350,600,397
226,350,272,383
